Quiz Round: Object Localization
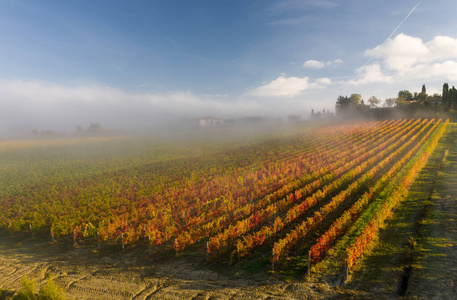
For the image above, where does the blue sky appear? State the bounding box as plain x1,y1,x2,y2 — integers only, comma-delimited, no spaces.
1,0,457,130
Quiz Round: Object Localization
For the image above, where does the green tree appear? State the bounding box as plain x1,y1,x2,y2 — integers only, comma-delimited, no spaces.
384,98,396,107
449,86,457,110
335,95,350,113
87,123,102,134
398,90,413,101
335,94,364,114
416,84,428,103
442,83,450,109
367,96,380,108
349,93,362,105
395,97,407,107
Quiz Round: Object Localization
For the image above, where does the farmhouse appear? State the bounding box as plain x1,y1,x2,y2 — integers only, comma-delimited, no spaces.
426,94,442,106
198,116,224,127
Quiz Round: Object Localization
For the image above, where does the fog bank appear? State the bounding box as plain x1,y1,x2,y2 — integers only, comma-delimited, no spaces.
0,80,312,134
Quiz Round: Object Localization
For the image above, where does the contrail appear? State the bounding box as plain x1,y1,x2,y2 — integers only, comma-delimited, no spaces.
341,1,422,92
365,0,422,66
386,1,422,43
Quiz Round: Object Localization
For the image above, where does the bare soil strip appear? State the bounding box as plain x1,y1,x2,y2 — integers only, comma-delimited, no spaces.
0,236,365,299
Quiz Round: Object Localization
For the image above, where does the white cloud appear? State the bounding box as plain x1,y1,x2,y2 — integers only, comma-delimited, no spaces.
348,64,392,85
358,33,457,83
406,61,457,81
245,75,310,97
308,77,332,89
303,59,343,69
245,75,334,97
303,60,325,69
367,34,457,71
366,34,428,71
316,77,331,85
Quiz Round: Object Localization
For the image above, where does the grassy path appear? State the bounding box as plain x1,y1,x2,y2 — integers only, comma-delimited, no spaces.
407,125,457,299
343,123,457,299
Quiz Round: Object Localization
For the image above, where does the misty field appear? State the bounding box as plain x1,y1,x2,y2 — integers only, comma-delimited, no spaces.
0,119,453,299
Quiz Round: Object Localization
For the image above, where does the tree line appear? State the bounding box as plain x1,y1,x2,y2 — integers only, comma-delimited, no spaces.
334,83,457,117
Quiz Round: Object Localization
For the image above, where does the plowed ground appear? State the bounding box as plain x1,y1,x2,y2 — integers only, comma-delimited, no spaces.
0,236,363,299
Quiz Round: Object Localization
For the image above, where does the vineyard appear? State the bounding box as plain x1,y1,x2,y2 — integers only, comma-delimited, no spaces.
0,118,449,279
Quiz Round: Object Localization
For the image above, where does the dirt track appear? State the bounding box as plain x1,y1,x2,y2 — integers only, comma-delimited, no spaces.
0,237,357,299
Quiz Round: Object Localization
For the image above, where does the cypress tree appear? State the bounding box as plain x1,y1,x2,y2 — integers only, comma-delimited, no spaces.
443,83,449,109
451,86,457,110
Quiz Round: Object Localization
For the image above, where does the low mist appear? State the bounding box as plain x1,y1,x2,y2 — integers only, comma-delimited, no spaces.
0,79,319,139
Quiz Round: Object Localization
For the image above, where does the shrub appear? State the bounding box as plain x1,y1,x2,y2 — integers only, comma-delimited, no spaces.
37,275,66,300
14,277,36,300
13,275,66,300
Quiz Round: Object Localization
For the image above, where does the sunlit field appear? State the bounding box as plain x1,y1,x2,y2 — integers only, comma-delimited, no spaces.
0,119,447,274
3,0,457,298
